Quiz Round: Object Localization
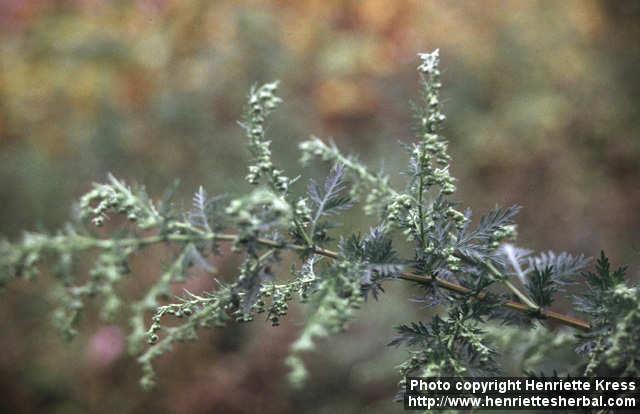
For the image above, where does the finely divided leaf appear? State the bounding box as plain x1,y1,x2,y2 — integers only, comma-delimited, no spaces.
308,164,353,225
529,251,590,285
457,205,520,263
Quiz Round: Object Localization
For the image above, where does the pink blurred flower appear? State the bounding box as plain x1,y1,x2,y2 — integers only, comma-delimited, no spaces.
86,325,125,369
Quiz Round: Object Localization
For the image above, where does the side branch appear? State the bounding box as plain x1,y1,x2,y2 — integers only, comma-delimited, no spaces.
78,230,591,332
301,244,590,332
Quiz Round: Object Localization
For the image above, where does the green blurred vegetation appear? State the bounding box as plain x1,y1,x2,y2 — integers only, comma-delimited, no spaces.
1,1,638,413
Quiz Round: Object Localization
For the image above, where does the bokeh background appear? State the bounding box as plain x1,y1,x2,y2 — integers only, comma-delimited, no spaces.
1,0,639,413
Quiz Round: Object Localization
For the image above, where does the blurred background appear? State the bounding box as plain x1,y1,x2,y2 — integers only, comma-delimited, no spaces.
1,0,639,412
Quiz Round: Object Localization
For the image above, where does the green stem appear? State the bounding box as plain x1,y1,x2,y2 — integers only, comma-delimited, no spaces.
57,228,590,331
295,217,314,248
417,161,425,246
484,261,539,311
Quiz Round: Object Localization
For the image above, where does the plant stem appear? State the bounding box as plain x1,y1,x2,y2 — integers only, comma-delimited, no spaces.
63,230,591,332
483,260,540,311
417,159,425,247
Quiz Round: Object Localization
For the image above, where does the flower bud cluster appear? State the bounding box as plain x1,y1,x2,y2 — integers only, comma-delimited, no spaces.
146,293,232,346
90,252,129,321
243,82,289,193
319,264,365,334
294,197,312,224
418,49,440,75
298,137,333,165
417,50,445,132
78,175,160,228
225,188,291,236
2,232,48,280
266,284,294,326
489,224,518,249
446,206,467,230
424,240,461,272
80,184,139,226
411,50,457,198
387,194,413,227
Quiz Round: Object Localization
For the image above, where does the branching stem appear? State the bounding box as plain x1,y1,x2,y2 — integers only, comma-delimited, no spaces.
61,229,591,332
484,260,540,311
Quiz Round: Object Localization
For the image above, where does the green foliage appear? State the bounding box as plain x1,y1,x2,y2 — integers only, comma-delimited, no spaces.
574,252,640,377
0,49,637,402
307,164,354,243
